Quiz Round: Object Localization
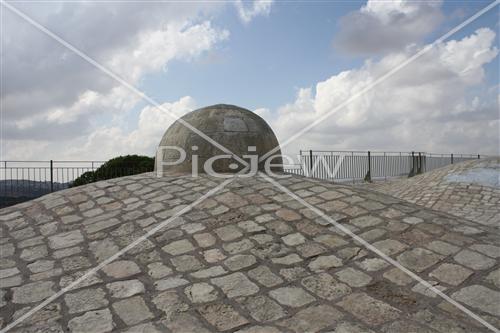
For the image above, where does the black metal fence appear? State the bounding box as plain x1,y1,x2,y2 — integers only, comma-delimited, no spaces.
282,151,484,183
0,152,488,207
0,160,105,203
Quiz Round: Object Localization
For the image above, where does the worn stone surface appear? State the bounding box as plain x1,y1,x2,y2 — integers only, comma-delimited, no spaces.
335,267,372,287
429,263,473,286
112,296,154,325
67,309,114,333
452,285,500,317
1,168,498,332
278,304,343,333
301,273,351,300
337,293,401,326
197,302,249,331
269,287,315,307
106,279,145,298
184,283,218,303
64,288,108,314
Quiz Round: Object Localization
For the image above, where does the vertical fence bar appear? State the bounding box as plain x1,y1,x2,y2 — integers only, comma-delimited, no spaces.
50,160,54,193
478,154,480,159
365,151,371,182
309,150,313,176
451,153,454,164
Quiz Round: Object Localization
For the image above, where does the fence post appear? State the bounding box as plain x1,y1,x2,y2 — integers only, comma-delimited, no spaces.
417,152,422,174
50,160,54,192
309,150,313,176
451,153,454,164
408,151,415,177
364,151,372,182
478,154,480,159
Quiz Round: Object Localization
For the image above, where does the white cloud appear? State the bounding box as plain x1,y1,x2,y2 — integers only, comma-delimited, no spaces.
263,28,499,156
4,96,196,161
234,0,273,24
2,3,228,159
335,0,443,54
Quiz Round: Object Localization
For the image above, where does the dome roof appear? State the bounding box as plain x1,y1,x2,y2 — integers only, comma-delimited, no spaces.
156,104,282,174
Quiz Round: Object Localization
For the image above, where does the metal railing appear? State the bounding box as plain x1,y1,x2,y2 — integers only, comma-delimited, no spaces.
0,152,488,207
283,151,485,183
0,160,106,202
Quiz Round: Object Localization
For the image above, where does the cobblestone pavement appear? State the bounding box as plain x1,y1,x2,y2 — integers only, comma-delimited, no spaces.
1,172,499,332
364,158,500,228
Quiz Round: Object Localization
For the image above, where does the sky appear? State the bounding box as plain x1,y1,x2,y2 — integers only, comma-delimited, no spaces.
1,0,499,162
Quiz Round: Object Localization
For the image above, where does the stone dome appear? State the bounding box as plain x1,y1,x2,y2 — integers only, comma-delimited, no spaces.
156,104,282,174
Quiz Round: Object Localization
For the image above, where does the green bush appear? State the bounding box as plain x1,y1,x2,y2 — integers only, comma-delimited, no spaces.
72,155,154,187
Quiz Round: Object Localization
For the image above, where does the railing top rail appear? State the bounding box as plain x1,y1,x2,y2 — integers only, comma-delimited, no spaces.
0,160,107,163
299,151,494,156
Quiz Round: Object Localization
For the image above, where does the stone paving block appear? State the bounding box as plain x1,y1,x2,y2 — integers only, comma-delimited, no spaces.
425,240,460,255
337,293,401,326
314,234,348,248
486,268,500,288
211,272,260,298
350,215,383,228
198,302,249,331
214,225,243,241
237,295,287,322
372,239,408,256
269,287,315,307
224,254,257,271
65,288,108,314
469,244,500,258
356,258,390,272
203,249,227,263
170,255,204,272
162,239,195,255
429,263,473,286
12,281,55,304
113,296,154,325
301,272,351,300
248,265,283,287
154,276,189,291
308,255,343,272
147,262,173,279
48,230,84,249
185,283,219,303
152,290,188,319
335,267,372,287
234,326,282,333
452,285,500,317
277,304,343,333
383,268,414,286
102,260,141,278
275,208,301,221
223,239,255,254
453,249,496,270
215,192,248,208
381,320,434,333
67,309,114,333
397,248,443,272
411,280,446,298
271,253,303,265
281,233,306,246
106,279,145,298
191,266,227,279
296,242,327,258
163,313,210,333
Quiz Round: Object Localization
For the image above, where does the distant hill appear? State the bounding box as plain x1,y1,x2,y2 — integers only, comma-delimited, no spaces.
0,180,70,208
